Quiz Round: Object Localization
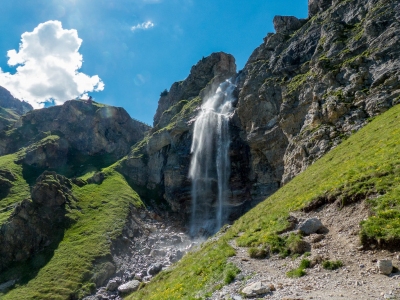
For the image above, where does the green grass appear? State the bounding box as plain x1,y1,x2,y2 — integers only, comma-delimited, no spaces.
127,238,236,300
322,260,343,270
1,169,143,300
286,259,311,278
126,104,400,299
0,153,30,225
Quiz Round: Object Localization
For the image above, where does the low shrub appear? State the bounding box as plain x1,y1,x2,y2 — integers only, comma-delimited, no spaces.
322,260,343,270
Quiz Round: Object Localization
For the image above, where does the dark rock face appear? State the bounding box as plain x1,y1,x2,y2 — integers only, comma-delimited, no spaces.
0,172,74,272
0,100,150,176
273,16,307,35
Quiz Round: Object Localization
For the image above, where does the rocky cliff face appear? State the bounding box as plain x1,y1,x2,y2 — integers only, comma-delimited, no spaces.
0,86,32,116
118,52,252,221
0,100,150,178
236,0,400,204
120,0,400,225
0,172,74,272
0,86,33,132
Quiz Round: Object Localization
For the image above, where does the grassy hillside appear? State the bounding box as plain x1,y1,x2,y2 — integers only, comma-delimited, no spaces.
0,153,30,225
0,169,143,299
128,104,400,299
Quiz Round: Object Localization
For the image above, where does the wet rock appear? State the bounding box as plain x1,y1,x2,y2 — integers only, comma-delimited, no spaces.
117,280,140,294
147,262,163,276
106,278,122,291
0,280,15,292
241,281,270,298
150,249,167,257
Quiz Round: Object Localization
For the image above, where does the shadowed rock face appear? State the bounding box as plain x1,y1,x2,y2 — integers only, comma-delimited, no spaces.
0,172,74,272
0,100,150,176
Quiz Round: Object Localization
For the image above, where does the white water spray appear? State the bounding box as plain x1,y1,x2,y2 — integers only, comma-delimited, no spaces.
189,80,236,236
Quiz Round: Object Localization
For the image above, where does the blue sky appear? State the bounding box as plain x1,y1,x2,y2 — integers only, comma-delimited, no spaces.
0,0,308,125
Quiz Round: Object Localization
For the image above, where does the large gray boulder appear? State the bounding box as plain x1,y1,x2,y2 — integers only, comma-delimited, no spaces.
298,218,323,235
241,281,270,298
118,280,140,294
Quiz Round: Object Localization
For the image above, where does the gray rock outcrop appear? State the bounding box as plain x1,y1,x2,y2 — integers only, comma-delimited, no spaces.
0,171,74,272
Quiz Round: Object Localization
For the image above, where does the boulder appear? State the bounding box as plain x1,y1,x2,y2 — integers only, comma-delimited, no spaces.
147,262,163,276
378,259,393,275
106,278,122,291
241,281,270,298
298,217,323,235
118,280,140,294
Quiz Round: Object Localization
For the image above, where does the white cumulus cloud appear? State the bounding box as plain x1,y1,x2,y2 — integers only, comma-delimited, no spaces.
131,21,155,32
0,20,104,108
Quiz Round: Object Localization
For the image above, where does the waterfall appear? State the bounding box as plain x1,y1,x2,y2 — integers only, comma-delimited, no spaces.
189,80,236,236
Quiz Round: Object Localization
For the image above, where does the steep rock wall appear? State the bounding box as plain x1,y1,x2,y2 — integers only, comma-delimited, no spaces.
236,0,400,203
122,0,400,225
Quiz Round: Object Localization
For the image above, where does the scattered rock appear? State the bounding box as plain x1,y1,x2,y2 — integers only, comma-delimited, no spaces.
106,278,122,291
298,218,323,235
147,262,163,276
241,281,270,298
117,280,140,294
378,259,393,275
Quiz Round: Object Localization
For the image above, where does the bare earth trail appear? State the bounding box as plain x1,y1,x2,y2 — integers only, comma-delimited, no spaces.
211,202,400,300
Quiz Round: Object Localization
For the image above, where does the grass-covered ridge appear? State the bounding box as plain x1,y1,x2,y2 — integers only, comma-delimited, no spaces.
127,104,400,299
1,169,143,300
0,153,30,225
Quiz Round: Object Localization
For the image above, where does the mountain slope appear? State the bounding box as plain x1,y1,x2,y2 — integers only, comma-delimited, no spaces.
0,169,143,299
127,103,400,299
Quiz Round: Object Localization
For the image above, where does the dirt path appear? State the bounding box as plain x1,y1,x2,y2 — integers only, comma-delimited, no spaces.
211,202,400,299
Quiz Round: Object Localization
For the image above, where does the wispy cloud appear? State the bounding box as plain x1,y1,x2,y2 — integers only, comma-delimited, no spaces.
131,21,155,32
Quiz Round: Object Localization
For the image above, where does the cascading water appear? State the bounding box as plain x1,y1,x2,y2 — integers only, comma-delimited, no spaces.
189,80,236,236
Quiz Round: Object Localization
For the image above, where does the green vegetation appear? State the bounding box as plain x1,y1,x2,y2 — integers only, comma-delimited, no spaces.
322,260,343,270
127,239,236,300
286,71,314,95
127,104,400,299
286,259,311,278
248,247,269,259
1,170,143,300
223,263,240,285
0,153,30,225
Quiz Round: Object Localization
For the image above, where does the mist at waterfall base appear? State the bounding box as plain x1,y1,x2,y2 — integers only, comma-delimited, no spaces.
189,80,236,237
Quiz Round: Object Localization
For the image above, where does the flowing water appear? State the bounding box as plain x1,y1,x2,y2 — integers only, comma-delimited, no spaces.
189,80,236,236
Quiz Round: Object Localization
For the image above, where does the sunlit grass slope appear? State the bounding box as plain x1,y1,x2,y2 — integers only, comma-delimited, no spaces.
1,170,143,300
128,104,400,299
0,153,30,225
